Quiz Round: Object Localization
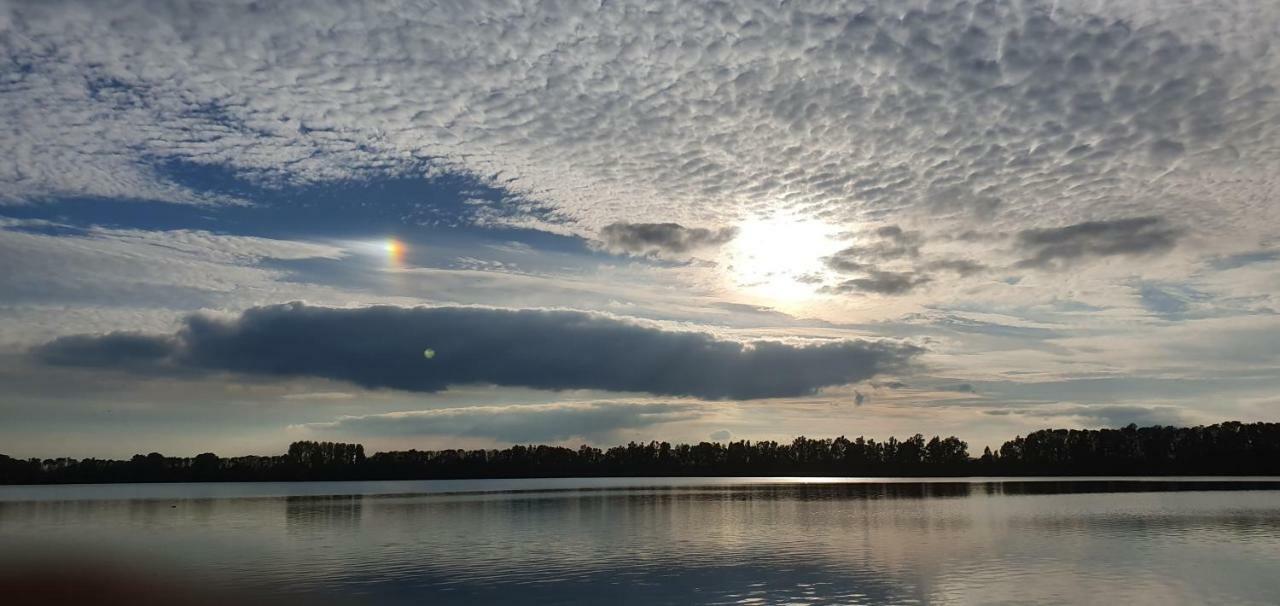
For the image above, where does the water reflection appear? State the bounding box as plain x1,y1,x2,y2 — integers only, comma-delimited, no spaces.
286,495,363,535
2,479,1280,605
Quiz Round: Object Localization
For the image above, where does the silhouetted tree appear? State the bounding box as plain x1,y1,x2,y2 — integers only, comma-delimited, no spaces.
3,422,1278,484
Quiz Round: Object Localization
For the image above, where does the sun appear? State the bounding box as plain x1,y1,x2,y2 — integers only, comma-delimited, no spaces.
725,215,839,305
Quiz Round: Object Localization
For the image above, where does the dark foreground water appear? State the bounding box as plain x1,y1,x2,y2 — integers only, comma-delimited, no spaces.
3,477,1280,605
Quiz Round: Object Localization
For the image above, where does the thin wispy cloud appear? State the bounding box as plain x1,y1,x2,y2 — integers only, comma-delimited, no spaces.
297,402,701,443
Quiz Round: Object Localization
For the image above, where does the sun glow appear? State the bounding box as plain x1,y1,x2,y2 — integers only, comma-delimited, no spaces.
726,215,839,305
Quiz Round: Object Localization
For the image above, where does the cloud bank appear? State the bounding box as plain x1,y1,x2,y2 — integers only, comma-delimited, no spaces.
34,303,921,400
299,402,698,443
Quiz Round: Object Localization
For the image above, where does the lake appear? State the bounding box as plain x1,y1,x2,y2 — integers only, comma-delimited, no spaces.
3,477,1280,605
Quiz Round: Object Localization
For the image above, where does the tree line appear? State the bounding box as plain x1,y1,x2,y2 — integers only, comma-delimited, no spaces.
2,421,1278,484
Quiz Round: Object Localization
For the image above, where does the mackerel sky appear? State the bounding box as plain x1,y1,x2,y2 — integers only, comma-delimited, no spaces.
3,0,1279,457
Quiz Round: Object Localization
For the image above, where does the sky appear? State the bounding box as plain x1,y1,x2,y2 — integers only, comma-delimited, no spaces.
2,0,1279,458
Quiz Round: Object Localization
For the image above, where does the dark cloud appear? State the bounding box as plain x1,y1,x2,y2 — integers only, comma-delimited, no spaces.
32,303,921,400
822,271,931,296
301,402,697,443
709,429,733,441
1014,217,1182,270
596,222,737,257
824,255,871,274
853,390,867,406
826,225,923,270
823,226,983,292
35,332,177,369
922,259,987,276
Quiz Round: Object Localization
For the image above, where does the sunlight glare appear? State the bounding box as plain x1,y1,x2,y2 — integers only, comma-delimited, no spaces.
726,215,839,304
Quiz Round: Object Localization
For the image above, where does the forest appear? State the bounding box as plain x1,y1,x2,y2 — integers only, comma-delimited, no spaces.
2,421,1278,484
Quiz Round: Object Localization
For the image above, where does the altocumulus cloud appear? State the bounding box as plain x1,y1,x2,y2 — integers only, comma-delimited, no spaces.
5,0,1274,243
33,303,920,400
296,402,699,443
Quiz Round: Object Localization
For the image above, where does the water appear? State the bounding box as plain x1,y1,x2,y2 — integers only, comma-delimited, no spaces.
3,477,1280,605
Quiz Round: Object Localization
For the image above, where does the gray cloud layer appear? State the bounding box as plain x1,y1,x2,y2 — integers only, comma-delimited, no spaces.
34,303,920,400
301,402,698,443
596,222,738,258
1014,217,1182,270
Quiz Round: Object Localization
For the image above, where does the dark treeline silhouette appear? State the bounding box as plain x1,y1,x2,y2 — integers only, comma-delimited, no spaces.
2,422,1278,484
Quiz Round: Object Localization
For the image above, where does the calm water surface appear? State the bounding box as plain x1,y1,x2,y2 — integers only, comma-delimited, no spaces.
3,477,1279,605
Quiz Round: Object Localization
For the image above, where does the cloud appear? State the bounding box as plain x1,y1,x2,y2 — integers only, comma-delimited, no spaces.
900,311,1062,340
1209,249,1280,271
828,225,923,267
1083,405,1191,427
33,302,921,400
281,391,356,401
853,390,867,406
709,429,733,441
872,381,908,390
3,0,1274,246
36,332,177,370
822,270,932,296
595,222,737,258
822,226,986,293
826,225,920,269
0,223,349,314
297,401,698,443
987,404,1191,428
921,259,987,276
1014,217,1182,270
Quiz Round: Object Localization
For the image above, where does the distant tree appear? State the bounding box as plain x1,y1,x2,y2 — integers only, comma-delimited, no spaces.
192,452,221,481
3,422,1279,484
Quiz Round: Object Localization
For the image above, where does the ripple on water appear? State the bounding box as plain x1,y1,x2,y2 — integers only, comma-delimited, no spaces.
2,480,1280,604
